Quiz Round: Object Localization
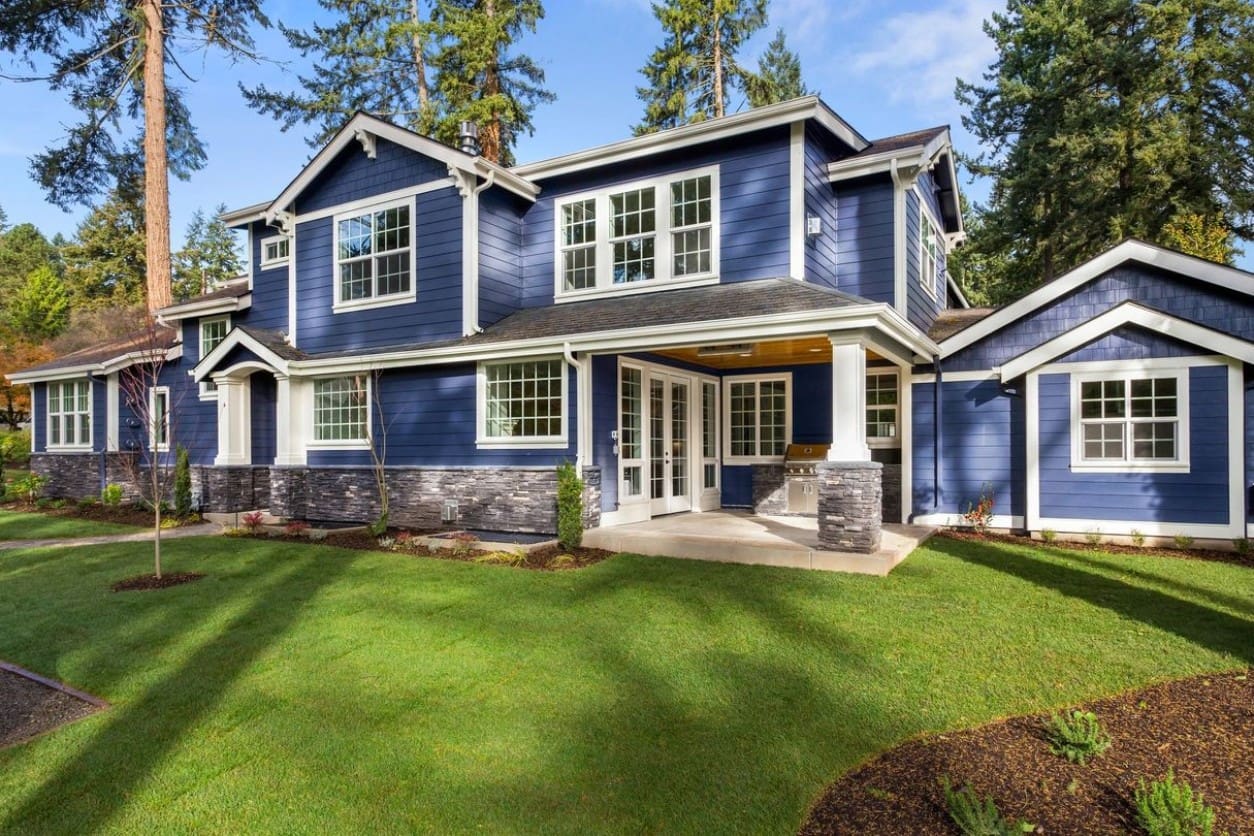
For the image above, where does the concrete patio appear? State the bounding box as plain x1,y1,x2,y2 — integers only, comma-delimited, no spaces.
583,510,934,575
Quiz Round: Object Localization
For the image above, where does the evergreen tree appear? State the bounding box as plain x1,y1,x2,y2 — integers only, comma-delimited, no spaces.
241,0,440,149
174,205,244,300
957,0,1254,302
635,0,767,134
745,28,809,107
0,1,269,311
0,205,8,233
430,0,554,164
8,266,70,341
62,191,147,309
0,223,60,298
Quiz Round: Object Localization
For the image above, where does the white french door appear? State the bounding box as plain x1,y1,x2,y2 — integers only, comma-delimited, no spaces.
648,372,693,515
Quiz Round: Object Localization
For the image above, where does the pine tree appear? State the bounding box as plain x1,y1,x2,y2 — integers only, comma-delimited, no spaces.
241,0,440,149
0,206,8,233
174,205,244,301
8,266,70,341
62,191,147,309
635,0,767,134
0,223,60,299
957,0,1254,302
431,0,554,164
745,28,809,107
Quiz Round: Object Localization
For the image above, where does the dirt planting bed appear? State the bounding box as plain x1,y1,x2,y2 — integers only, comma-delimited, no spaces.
0,664,105,749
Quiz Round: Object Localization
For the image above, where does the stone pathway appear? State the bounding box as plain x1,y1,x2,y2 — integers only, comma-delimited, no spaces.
0,523,221,552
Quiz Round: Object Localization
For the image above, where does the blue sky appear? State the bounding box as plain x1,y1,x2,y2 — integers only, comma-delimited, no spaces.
0,0,1002,243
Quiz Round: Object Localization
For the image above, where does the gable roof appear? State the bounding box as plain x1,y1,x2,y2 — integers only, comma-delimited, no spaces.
8,328,180,383
191,325,308,382
940,240,1254,357
928,307,997,342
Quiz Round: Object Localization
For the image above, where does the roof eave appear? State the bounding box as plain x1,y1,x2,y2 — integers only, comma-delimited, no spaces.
155,292,252,321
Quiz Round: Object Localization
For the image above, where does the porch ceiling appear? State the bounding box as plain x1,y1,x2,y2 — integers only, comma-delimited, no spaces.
652,337,885,369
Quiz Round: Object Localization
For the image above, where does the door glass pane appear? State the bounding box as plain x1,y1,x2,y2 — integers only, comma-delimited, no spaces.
671,381,688,499
650,378,665,500
621,366,641,460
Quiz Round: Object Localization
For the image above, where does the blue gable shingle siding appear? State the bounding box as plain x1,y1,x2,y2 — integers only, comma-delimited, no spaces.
834,176,894,304
946,265,1254,372
1054,325,1206,363
298,139,449,215
479,188,524,327
245,221,290,332
519,127,792,308
803,122,842,286
1037,366,1229,524
294,185,463,354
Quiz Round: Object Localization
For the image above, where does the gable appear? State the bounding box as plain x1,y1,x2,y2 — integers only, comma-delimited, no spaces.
298,137,451,215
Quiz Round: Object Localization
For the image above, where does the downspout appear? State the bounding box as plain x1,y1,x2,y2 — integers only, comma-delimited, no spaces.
464,170,497,336
562,341,583,469
933,354,942,514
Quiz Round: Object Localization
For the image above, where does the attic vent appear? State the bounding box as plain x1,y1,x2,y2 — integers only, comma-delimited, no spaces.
458,121,480,156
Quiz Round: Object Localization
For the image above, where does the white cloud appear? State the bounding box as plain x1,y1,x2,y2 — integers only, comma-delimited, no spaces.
848,0,999,110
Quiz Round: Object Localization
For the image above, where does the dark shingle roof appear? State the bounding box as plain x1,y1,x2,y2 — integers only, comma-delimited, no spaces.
15,327,179,376
235,326,308,361
158,280,250,313
928,307,997,342
853,126,948,158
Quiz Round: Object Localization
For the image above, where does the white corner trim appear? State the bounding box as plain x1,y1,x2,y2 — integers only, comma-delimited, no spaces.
889,159,917,316
942,240,1254,356
898,364,913,525
106,373,119,452
1025,371,1040,530
998,302,1254,381
1226,359,1244,537
789,122,805,280
287,220,298,346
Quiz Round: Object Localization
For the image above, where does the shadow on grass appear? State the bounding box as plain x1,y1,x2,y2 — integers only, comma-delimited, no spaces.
930,536,1254,664
2,542,357,832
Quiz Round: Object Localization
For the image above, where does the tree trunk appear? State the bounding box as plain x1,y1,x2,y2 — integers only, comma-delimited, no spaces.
142,0,173,312
712,14,724,119
410,0,429,115
481,0,501,163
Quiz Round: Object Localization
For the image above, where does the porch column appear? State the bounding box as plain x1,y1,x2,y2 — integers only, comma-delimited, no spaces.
273,374,308,467
818,335,882,554
214,376,251,466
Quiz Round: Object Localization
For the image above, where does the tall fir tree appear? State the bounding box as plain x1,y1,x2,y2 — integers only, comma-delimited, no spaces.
62,190,147,309
8,266,70,341
745,28,809,107
0,1,269,311
957,0,1254,302
635,0,767,134
241,0,440,149
173,205,244,301
0,222,60,299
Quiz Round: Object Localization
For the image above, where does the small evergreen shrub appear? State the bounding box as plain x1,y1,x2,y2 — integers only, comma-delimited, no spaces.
1135,769,1216,836
1040,529,1057,544
173,445,192,517
1130,529,1145,547
241,511,265,533
940,777,1035,835
101,483,124,508
1044,710,1112,765
1173,534,1194,550
1233,537,1251,555
1085,528,1103,546
556,461,584,550
367,513,389,537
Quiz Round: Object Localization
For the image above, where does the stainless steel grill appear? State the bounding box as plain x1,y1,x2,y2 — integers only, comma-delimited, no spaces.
784,443,829,514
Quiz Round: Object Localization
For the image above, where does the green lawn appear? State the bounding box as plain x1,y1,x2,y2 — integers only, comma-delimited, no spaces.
0,509,141,541
0,535,1250,834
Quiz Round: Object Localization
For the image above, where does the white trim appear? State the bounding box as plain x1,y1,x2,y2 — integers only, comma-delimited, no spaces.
331,194,418,313
288,218,298,345
889,160,915,315
1025,371,1040,530
246,226,254,290
577,353,593,468
552,165,721,302
913,513,1025,530
45,378,93,452
899,369,912,524
191,328,291,383
106,373,119,452
942,240,1254,356
865,368,901,450
910,369,998,384
514,96,869,181
259,234,290,269
148,386,171,452
474,357,570,449
308,373,372,450
1068,367,1191,473
1036,355,1228,375
294,178,457,225
220,201,268,226
999,303,1254,381
154,288,250,321
789,122,805,280
1032,518,1239,539
722,372,793,465
1225,359,1244,538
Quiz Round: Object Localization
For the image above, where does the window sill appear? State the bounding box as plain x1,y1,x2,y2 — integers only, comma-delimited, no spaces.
333,290,417,314
724,455,786,466
867,439,901,449
476,437,569,450
260,259,289,271
308,440,370,451
555,275,717,304
1070,461,1191,474
46,445,93,453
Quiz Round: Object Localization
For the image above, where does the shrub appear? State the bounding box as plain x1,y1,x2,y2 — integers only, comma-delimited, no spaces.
173,445,192,517
1135,769,1215,836
1173,534,1194,550
377,536,396,549
1044,710,1112,765
307,529,328,542
1233,537,1251,555
101,483,124,508
1130,529,1145,548
395,530,413,548
367,514,389,537
962,483,995,534
241,511,265,534
1040,529,1057,544
284,520,311,537
0,431,32,476
11,473,48,506
1085,528,1103,546
77,496,98,510
940,778,1035,835
159,516,181,530
550,553,577,569
448,531,480,558
556,461,584,550
473,549,527,567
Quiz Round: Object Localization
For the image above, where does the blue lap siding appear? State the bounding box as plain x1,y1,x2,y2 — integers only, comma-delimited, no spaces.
904,185,946,332
479,189,524,327
250,373,277,465
1037,366,1230,525
803,122,843,285
833,176,894,304
245,221,290,332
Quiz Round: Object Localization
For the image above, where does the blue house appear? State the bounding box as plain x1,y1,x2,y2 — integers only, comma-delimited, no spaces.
13,96,1254,553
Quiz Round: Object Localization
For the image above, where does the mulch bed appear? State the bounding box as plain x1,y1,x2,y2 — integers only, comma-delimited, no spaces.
800,670,1253,835
0,666,103,749
111,572,205,592
938,529,1254,569
1,501,202,530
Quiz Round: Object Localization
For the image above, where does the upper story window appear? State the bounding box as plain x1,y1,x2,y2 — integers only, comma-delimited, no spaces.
920,212,939,296
260,235,290,269
724,373,790,463
1071,370,1189,472
48,379,91,450
554,166,719,301
866,371,899,446
333,197,416,312
477,358,567,448
199,316,230,397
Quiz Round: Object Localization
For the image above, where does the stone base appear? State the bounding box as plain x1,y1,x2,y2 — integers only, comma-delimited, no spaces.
751,464,787,514
816,460,883,554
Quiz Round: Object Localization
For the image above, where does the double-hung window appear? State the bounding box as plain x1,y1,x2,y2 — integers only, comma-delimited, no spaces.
554,166,719,298
1073,371,1188,470
47,379,92,449
920,213,939,296
478,359,567,447
866,372,899,445
199,316,230,396
724,374,790,462
313,375,370,445
334,197,415,310
149,387,170,452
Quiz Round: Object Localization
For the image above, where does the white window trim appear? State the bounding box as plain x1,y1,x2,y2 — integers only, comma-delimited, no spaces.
552,165,721,303
918,207,939,298
700,378,721,496
722,372,793,465
618,360,647,504
1069,367,1191,473
475,357,569,449
198,315,231,400
46,379,93,452
259,234,290,269
331,195,418,314
866,368,901,449
149,386,171,452
308,373,372,450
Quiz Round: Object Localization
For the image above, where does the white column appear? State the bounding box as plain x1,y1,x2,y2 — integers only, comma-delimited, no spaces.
214,376,251,466
273,374,309,466
828,336,870,462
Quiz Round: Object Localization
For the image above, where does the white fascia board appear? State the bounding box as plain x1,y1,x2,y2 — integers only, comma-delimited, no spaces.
7,364,105,384
219,201,268,227
191,329,291,383
827,146,927,181
998,302,1254,381
156,293,251,321
513,97,869,181
942,240,1254,356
